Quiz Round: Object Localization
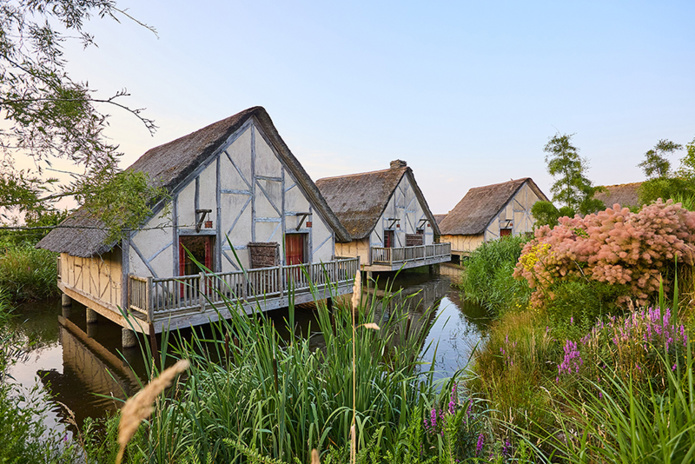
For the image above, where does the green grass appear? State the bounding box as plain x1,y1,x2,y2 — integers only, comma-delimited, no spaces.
0,242,59,302
541,342,695,463
458,235,531,315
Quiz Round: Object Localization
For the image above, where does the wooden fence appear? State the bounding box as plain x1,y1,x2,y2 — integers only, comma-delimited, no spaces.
371,243,451,266
127,258,359,321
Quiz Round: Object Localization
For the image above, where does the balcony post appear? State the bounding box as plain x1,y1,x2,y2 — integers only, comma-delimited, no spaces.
146,276,153,322
199,272,205,312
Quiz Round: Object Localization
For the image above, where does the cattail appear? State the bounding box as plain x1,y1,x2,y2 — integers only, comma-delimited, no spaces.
116,359,190,464
351,269,361,310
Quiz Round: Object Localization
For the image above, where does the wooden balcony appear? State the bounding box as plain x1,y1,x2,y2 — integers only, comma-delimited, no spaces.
127,258,359,333
368,243,451,271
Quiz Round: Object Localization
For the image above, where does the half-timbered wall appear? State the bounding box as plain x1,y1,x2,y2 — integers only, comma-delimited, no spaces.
482,181,543,242
127,118,335,278
335,238,370,265
368,174,435,260
441,234,484,253
60,250,122,309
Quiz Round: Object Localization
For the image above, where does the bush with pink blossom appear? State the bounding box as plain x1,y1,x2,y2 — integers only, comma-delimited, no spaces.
515,199,695,310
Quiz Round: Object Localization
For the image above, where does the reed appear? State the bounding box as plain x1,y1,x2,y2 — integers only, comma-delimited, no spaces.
118,271,441,463
0,242,58,302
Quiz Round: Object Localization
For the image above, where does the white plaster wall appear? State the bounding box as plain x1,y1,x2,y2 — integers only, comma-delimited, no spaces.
199,162,217,219
255,130,283,177
129,208,173,278
310,214,334,261
374,174,435,247
225,127,252,183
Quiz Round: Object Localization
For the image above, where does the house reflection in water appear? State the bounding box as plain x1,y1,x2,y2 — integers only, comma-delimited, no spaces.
38,316,141,429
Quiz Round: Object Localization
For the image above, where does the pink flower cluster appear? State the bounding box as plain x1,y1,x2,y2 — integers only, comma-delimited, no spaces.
515,200,695,308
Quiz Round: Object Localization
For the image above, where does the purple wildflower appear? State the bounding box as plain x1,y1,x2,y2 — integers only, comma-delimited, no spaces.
475,433,484,456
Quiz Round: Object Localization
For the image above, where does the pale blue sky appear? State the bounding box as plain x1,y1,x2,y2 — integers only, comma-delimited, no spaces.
61,0,695,214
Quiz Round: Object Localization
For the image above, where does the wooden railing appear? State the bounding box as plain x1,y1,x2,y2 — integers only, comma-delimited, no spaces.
371,243,451,266
127,258,359,320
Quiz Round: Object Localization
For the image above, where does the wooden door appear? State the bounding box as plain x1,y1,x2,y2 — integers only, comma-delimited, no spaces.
285,233,306,265
384,230,395,248
179,235,215,297
500,228,512,237
179,235,214,275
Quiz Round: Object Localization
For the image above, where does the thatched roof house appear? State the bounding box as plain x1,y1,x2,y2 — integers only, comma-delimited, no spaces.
439,178,548,255
37,107,358,339
593,182,642,209
38,107,349,257
316,160,450,271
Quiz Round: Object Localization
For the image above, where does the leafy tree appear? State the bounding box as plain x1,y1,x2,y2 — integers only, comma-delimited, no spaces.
531,201,574,228
540,133,604,226
638,139,683,179
638,138,695,206
0,0,162,237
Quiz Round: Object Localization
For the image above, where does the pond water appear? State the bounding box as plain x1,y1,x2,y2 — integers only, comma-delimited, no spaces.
6,266,488,437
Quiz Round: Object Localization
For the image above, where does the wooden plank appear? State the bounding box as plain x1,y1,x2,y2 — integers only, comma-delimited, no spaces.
251,125,256,242
216,154,222,273
60,282,150,334
256,175,282,182
147,241,173,264
221,189,252,195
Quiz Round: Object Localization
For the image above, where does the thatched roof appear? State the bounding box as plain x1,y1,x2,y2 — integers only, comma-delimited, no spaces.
593,182,642,209
433,214,447,225
38,107,350,257
315,160,440,240
439,178,548,236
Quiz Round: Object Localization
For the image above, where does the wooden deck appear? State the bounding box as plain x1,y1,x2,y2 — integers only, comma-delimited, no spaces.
366,243,451,272
61,258,359,334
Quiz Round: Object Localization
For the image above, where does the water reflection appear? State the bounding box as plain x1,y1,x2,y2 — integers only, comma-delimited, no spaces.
6,267,487,434
365,271,490,380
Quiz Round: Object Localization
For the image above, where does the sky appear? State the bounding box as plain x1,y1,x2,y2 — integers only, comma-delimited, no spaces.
55,0,695,215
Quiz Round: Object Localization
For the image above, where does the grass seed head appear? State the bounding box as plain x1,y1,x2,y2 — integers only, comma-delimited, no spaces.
351,270,361,310
116,359,190,464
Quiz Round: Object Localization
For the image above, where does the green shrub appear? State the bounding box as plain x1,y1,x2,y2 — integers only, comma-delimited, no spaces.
0,242,59,302
459,235,531,315
543,278,627,338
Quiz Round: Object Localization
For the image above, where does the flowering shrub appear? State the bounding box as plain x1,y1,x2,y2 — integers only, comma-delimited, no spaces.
515,200,695,309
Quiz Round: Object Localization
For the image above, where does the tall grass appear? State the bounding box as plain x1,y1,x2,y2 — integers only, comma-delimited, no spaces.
544,342,695,463
115,279,449,463
0,242,59,302
459,235,531,315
